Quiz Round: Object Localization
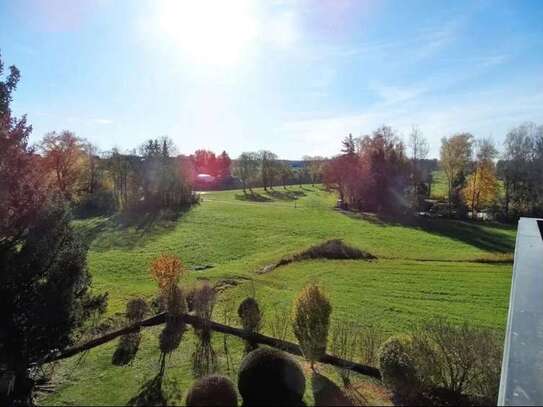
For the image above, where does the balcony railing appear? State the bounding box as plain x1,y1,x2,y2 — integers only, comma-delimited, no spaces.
498,218,543,406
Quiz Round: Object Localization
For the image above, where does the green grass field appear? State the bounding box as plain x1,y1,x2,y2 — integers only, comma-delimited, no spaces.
40,186,516,405
430,170,449,199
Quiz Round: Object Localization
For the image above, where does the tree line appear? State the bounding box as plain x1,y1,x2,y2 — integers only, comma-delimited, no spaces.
33,133,201,217
233,151,324,193
320,125,542,220
42,122,538,221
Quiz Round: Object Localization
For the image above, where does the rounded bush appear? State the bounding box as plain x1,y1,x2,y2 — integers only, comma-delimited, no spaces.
238,347,306,406
292,283,332,365
185,375,238,407
378,335,419,399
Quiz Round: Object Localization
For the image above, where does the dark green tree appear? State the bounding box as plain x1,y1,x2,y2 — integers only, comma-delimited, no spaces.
1,200,107,404
0,52,107,405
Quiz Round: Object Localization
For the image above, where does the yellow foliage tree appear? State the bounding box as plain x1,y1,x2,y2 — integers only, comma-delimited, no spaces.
462,162,498,214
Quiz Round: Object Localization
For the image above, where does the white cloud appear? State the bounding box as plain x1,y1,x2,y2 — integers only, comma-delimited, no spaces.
278,82,543,158
94,118,113,125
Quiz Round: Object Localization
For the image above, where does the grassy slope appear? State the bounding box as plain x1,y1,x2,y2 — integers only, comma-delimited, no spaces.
40,186,516,405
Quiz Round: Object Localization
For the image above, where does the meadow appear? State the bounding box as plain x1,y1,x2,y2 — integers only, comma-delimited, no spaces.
40,185,516,405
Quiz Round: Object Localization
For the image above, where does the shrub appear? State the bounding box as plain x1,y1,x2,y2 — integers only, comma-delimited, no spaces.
126,298,148,323
238,347,305,406
191,282,218,377
471,331,502,404
159,285,187,356
267,305,291,343
298,239,375,261
185,375,238,407
192,282,216,321
238,297,262,353
409,318,503,403
292,283,332,367
358,324,385,367
378,335,419,401
149,254,186,291
238,297,262,332
330,321,359,385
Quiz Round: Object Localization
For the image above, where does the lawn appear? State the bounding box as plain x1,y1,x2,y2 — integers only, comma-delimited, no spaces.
39,185,516,405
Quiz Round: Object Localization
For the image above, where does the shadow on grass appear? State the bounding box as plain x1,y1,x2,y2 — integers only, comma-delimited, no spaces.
311,373,354,406
340,210,516,254
235,188,307,202
127,373,167,407
75,206,193,252
235,191,272,202
266,189,306,201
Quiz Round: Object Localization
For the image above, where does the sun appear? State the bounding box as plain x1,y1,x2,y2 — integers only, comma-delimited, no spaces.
157,0,258,66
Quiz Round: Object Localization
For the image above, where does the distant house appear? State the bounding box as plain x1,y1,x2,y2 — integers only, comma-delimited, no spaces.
196,173,216,183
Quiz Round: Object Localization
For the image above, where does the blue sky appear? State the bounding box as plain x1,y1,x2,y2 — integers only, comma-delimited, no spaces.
1,0,542,159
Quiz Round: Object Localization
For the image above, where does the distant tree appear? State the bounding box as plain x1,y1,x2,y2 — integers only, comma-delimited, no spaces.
341,133,356,156
258,150,278,191
296,166,310,188
408,127,429,163
499,123,542,218
303,156,326,186
217,150,232,178
462,138,498,215
324,126,409,213
279,162,294,189
408,127,430,209
39,130,85,201
81,141,100,194
107,148,131,210
134,137,192,211
234,152,259,194
193,149,218,176
463,165,498,215
440,133,473,215
323,154,356,205
358,126,409,212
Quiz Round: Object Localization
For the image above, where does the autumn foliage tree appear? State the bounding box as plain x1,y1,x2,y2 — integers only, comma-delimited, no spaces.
193,149,228,176
40,130,85,201
462,138,498,214
323,127,409,213
440,133,473,215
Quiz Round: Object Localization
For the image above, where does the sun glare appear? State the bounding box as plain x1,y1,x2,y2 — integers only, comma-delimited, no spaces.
157,0,258,66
